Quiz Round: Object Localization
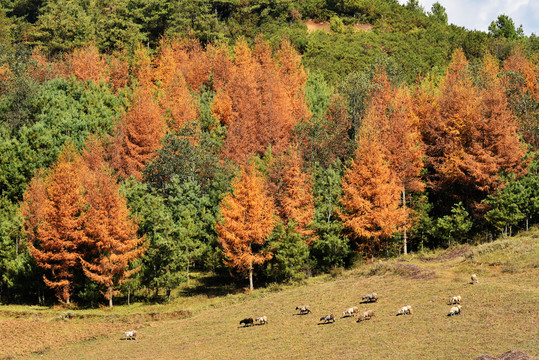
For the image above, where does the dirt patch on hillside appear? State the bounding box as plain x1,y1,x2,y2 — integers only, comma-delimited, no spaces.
422,246,472,262
353,23,373,32
305,20,373,33
394,263,436,280
306,20,330,33
475,350,537,360
0,319,139,359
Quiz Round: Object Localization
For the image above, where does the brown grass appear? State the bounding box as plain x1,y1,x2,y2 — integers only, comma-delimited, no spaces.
4,234,539,360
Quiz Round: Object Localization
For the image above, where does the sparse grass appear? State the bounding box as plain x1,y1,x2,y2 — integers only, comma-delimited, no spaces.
2,233,538,360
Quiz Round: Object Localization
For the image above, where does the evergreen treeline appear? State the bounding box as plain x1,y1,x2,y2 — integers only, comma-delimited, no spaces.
0,0,538,306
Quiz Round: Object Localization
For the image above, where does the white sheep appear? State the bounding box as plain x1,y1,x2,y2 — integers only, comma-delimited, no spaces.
362,293,378,303
448,305,462,316
342,306,359,317
256,316,268,325
319,314,336,323
471,274,478,284
449,295,462,305
122,330,137,340
397,305,413,316
356,310,375,322
296,305,311,315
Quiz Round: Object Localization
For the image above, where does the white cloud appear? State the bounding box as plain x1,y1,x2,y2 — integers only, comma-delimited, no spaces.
398,0,539,35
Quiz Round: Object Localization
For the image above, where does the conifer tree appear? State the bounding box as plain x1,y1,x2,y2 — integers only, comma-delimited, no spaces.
363,69,425,254
280,148,315,245
79,164,145,308
416,50,525,214
217,162,276,290
111,88,166,180
340,128,405,257
22,143,87,304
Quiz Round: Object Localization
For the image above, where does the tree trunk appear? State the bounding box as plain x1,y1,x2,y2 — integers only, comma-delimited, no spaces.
402,186,407,255
109,287,113,308
186,260,190,285
127,288,131,306
248,262,254,291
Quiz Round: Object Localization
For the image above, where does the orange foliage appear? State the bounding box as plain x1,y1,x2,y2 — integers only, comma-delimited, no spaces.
210,38,310,163
80,164,145,307
106,52,130,92
64,45,109,83
211,91,234,126
502,49,539,147
280,148,315,244
168,38,211,90
340,128,405,256
217,162,276,290
22,144,88,304
0,62,12,94
364,69,425,193
27,47,60,83
110,89,166,180
415,49,525,210
503,49,539,99
154,44,199,130
132,45,155,90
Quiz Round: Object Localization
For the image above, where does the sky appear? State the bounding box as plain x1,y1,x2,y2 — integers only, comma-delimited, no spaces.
398,0,539,36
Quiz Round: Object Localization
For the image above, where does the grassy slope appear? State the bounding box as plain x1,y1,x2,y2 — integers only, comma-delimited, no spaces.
7,233,539,360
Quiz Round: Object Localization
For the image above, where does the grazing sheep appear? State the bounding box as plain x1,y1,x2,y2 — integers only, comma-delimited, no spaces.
397,305,413,316
256,316,268,325
362,293,378,303
296,305,311,315
356,310,375,322
122,330,137,340
319,314,336,323
448,305,462,316
471,274,479,284
240,317,254,327
449,295,462,305
342,306,359,317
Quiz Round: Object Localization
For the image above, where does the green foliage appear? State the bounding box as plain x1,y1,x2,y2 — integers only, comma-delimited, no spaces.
0,78,124,202
32,0,96,54
488,15,521,40
310,161,350,270
329,16,344,33
428,2,447,24
167,0,222,44
265,221,310,282
433,202,473,246
120,178,182,297
304,71,332,121
0,42,39,133
485,157,539,234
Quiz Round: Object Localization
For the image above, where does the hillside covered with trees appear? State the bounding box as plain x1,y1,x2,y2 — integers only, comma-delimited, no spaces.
0,0,538,306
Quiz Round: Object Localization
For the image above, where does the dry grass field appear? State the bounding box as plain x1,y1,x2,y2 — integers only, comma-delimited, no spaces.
2,232,538,360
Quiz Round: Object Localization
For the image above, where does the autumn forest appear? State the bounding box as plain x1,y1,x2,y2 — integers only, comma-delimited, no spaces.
0,0,538,307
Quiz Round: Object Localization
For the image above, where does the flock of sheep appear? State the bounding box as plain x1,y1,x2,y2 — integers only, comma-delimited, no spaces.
237,274,479,328
119,274,480,338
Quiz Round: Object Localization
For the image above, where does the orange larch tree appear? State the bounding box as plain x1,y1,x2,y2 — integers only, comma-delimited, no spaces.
280,148,315,245
154,42,199,130
340,128,405,258
217,161,276,290
502,48,539,148
210,38,310,164
110,88,166,180
362,69,425,254
416,49,525,214
79,164,145,308
62,45,109,84
22,143,88,305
